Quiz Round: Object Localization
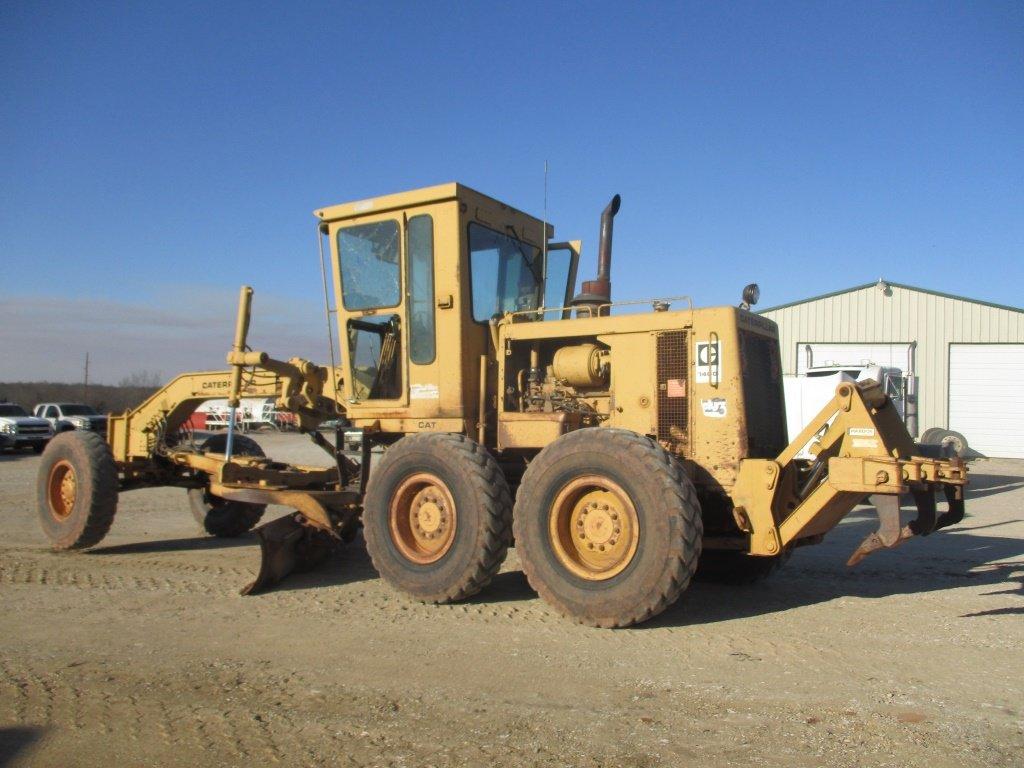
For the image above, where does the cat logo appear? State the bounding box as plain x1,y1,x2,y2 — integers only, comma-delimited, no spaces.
695,341,721,384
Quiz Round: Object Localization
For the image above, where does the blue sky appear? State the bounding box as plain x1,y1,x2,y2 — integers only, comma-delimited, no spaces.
2,1,1021,382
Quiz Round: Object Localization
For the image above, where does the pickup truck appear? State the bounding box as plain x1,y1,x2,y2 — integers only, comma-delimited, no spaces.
0,402,54,453
34,403,108,434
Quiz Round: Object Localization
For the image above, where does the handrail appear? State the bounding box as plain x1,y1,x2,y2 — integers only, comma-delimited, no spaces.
507,295,694,321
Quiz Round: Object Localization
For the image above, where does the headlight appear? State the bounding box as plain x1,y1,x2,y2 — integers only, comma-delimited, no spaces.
72,417,90,427
0,423,15,434
742,283,760,307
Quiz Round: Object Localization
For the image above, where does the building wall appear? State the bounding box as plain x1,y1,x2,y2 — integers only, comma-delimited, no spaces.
761,284,1024,433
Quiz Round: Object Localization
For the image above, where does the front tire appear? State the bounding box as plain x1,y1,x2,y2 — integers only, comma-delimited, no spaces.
363,433,513,603
188,433,266,537
513,428,703,628
37,431,118,549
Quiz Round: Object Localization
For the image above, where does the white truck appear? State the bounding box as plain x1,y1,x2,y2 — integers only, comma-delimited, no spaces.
0,402,54,453
784,363,906,456
33,403,109,434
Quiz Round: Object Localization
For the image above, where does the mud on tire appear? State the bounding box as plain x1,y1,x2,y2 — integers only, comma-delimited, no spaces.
362,433,513,603
37,431,119,550
513,428,703,628
188,433,266,537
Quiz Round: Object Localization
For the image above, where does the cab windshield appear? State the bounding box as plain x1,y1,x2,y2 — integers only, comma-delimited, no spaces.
0,404,28,417
59,404,97,416
468,223,542,322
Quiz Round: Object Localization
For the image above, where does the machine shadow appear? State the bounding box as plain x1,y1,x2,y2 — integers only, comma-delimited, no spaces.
0,451,38,463
86,535,255,556
0,725,47,768
646,519,1024,629
467,569,536,604
963,472,1024,499
264,540,536,597
269,535,378,592
86,532,378,592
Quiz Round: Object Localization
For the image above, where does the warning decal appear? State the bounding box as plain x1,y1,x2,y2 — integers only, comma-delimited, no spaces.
701,398,727,418
666,379,686,398
410,383,440,400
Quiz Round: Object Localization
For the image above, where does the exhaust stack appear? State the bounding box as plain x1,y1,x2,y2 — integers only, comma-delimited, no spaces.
573,194,621,315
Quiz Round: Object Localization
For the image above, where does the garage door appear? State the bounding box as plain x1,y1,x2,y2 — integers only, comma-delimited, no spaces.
797,343,911,375
949,344,1024,458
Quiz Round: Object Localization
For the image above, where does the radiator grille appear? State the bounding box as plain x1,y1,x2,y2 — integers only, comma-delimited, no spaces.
656,331,688,448
739,331,788,458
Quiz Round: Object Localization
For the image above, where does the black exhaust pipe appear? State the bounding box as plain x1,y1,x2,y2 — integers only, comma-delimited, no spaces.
573,194,621,314
595,194,621,289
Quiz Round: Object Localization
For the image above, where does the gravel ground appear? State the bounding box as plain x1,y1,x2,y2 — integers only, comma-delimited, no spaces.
1,433,1021,767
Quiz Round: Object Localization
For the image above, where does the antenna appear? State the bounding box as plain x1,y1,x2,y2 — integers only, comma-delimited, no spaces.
541,160,548,314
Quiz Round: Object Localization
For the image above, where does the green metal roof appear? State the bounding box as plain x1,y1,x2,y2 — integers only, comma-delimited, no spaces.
758,280,1024,316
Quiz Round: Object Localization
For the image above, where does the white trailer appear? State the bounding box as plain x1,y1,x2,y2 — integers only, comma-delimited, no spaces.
197,397,278,431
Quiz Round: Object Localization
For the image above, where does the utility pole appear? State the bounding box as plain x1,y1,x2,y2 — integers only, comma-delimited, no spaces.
83,352,90,404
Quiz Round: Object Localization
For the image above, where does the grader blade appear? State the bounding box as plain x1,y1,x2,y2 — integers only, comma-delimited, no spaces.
242,514,336,595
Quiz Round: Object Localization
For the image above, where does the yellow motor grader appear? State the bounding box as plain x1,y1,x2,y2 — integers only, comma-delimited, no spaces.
36,183,967,627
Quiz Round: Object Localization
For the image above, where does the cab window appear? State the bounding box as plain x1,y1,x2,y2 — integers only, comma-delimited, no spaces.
407,215,435,364
468,223,541,322
542,248,573,318
338,220,401,310
347,315,402,400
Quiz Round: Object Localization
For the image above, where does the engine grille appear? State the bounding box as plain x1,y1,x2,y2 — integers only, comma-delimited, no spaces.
656,331,688,449
739,331,788,458
19,426,50,435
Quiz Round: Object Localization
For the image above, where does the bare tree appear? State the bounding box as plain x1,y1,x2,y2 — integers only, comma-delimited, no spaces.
118,370,164,388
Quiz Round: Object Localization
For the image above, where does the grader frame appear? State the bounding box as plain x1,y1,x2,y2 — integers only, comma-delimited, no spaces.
37,182,968,627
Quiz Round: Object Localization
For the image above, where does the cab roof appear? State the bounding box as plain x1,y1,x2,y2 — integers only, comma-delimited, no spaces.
314,183,554,239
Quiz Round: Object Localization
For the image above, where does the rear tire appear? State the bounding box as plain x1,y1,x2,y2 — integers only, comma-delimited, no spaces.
37,431,118,549
188,433,266,537
363,433,513,603
513,428,703,628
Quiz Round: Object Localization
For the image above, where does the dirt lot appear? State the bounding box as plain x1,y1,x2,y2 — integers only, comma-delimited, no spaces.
1,433,1021,767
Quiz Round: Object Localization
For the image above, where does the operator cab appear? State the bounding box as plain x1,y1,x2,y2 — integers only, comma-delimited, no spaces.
315,183,579,430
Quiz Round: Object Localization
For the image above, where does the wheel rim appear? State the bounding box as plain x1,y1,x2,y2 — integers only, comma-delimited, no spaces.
388,473,457,564
941,434,963,453
47,460,78,521
548,475,639,581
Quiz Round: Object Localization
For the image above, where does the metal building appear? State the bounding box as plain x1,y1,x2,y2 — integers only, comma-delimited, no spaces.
760,280,1024,458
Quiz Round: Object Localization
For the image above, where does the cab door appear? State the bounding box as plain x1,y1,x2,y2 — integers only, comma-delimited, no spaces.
333,215,409,409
